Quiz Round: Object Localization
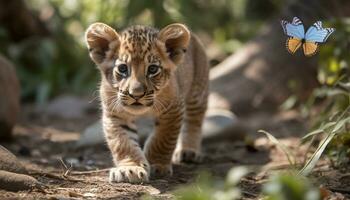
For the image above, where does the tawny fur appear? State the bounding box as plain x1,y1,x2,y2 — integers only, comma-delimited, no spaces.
85,23,209,183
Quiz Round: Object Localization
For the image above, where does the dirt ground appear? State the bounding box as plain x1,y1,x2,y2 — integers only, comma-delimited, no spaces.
0,105,349,200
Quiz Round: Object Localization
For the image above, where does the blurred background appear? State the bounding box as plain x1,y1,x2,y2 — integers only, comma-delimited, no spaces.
0,0,348,105
0,0,282,103
0,0,350,198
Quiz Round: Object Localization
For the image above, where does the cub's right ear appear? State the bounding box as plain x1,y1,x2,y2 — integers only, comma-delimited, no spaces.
85,23,119,64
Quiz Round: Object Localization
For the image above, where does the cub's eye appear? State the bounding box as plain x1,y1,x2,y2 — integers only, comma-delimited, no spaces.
116,64,128,76
147,65,161,77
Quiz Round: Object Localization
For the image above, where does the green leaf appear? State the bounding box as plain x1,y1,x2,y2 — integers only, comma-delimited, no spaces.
331,116,350,134
302,122,337,141
258,130,296,166
263,173,320,200
299,132,336,176
299,108,350,176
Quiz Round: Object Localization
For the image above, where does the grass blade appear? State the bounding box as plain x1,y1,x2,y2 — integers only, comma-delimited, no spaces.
258,130,295,166
301,122,337,141
298,132,335,176
299,107,350,176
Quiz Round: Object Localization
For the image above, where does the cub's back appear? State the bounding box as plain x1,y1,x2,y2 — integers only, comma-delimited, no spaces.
176,34,209,99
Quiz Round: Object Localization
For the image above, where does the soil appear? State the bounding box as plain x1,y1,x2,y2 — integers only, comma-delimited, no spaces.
0,105,349,200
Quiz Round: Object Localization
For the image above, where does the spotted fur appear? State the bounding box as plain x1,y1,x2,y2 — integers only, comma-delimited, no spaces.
85,23,209,183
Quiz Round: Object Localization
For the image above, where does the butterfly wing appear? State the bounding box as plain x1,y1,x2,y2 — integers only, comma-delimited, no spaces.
286,37,303,54
305,21,335,43
303,41,319,56
281,17,305,39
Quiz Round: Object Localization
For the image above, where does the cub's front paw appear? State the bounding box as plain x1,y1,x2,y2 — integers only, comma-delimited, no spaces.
172,148,203,164
109,165,149,183
150,163,172,178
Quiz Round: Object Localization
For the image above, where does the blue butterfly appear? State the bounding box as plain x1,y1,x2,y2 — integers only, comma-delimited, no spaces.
281,17,335,56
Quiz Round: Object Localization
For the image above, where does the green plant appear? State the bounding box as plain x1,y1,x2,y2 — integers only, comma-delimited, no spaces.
300,106,350,175
154,167,248,200
175,167,248,200
163,167,321,200
263,173,320,200
274,18,350,175
299,18,350,174
258,130,297,167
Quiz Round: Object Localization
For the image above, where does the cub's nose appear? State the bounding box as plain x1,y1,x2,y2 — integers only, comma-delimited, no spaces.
129,82,145,100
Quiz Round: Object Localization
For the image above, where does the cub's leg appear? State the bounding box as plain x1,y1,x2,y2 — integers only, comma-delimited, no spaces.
103,115,150,183
144,103,183,177
173,92,208,164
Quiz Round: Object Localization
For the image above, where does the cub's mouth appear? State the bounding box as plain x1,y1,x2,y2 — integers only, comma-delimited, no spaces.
130,102,143,106
123,100,153,114
126,101,153,108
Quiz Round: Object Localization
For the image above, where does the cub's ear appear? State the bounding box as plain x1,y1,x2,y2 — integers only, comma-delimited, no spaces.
158,23,191,64
85,23,119,64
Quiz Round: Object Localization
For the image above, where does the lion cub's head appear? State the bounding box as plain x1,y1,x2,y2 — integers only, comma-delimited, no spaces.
85,23,190,114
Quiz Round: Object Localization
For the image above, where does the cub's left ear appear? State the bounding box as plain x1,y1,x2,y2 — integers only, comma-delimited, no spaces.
158,23,191,64
85,23,119,65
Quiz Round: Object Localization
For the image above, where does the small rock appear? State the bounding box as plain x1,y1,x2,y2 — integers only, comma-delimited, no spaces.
86,160,95,165
76,120,104,148
0,55,20,140
0,145,27,174
43,95,92,119
65,158,79,166
202,109,237,137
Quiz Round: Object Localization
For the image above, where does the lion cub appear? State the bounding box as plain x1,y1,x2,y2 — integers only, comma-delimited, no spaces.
85,23,208,183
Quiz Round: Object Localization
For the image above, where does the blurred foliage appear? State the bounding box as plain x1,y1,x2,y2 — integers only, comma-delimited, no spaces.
263,173,320,200
301,18,350,170
145,167,248,200
0,0,280,103
259,16,350,179
300,107,350,175
279,17,350,173
145,167,320,200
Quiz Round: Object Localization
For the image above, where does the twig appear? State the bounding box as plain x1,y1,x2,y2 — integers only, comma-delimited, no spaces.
29,171,88,183
69,168,110,175
328,187,350,194
59,157,69,170
59,158,73,177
